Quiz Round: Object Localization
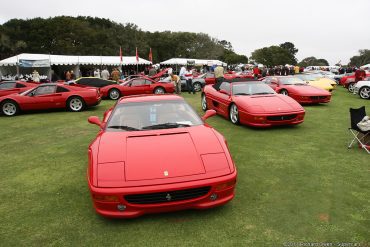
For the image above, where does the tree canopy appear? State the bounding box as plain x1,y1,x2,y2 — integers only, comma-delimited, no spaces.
349,49,370,67
0,16,247,65
298,57,329,67
250,45,297,66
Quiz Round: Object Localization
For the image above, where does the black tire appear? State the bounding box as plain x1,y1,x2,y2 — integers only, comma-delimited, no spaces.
359,86,370,99
201,93,208,111
348,83,355,93
154,87,165,94
193,82,202,92
229,103,240,124
1,100,20,116
108,88,121,100
280,89,289,96
67,96,85,112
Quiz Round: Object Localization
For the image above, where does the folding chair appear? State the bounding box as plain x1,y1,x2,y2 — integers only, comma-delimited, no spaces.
348,106,370,154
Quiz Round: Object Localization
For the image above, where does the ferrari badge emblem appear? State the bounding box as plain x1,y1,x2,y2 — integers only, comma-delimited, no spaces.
166,193,172,201
164,170,169,176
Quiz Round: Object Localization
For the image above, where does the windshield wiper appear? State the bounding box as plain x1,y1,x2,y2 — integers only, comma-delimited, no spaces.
252,92,273,95
142,122,191,130
234,93,251,95
107,125,141,131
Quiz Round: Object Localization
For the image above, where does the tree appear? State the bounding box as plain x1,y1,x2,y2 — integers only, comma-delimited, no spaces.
250,45,296,66
349,49,370,67
279,42,298,56
298,57,329,67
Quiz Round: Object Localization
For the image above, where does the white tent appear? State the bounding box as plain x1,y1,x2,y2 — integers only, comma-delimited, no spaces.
360,64,370,69
0,53,152,66
160,58,227,66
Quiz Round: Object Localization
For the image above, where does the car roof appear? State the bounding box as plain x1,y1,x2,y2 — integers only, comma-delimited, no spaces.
117,94,183,104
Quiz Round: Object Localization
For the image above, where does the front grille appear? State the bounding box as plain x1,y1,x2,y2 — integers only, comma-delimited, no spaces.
267,114,297,121
124,186,211,204
310,96,327,100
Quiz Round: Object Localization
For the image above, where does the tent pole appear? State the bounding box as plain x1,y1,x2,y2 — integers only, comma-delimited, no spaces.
16,55,19,78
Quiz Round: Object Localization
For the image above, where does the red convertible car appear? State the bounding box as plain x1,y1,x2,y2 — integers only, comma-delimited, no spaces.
0,83,101,116
100,76,175,100
0,81,39,97
201,81,305,127
261,76,331,104
87,94,237,218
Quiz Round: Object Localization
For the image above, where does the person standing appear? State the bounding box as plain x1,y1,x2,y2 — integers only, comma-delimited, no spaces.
214,64,224,85
253,66,260,79
111,68,120,82
185,67,195,94
170,74,181,94
179,66,186,80
148,66,157,77
101,67,110,80
94,69,101,78
32,70,40,82
65,70,71,81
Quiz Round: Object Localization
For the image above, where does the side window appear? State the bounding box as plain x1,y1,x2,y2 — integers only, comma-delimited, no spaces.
15,83,27,88
0,82,16,89
145,80,152,85
219,82,230,93
131,79,145,86
33,85,56,96
56,86,69,93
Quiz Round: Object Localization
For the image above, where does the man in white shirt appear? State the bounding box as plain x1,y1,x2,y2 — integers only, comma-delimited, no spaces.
179,66,186,79
101,68,110,80
185,67,195,94
94,69,101,78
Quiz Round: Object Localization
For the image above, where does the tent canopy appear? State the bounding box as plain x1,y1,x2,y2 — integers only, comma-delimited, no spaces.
0,53,152,66
160,58,227,66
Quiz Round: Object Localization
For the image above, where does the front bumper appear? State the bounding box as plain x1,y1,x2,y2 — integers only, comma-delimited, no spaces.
88,171,237,218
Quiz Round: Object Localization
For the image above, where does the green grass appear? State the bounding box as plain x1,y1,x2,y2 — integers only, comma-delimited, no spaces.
0,87,369,246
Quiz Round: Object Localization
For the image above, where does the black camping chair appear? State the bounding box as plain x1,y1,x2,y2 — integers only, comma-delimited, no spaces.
348,106,370,154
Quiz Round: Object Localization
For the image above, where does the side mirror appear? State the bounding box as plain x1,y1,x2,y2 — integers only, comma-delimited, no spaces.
88,116,103,128
219,89,229,95
202,109,217,121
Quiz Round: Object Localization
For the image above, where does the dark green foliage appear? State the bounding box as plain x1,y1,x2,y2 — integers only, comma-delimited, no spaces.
250,45,297,66
349,49,370,67
0,16,247,64
298,56,329,67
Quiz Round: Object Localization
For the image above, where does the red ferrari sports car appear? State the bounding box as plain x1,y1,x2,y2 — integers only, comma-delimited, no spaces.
0,83,101,116
0,81,39,97
340,73,370,92
87,94,237,218
201,81,305,127
261,76,331,104
100,76,175,100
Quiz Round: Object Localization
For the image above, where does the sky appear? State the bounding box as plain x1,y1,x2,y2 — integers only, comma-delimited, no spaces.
1,0,369,65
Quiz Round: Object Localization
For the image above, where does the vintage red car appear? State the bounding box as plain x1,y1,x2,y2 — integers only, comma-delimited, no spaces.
0,83,101,116
100,76,175,100
87,94,237,218
261,76,331,104
201,81,305,127
0,81,39,97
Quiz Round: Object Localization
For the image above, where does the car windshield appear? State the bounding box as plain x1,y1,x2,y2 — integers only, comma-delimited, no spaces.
279,77,306,85
106,100,203,131
297,74,321,81
232,83,276,95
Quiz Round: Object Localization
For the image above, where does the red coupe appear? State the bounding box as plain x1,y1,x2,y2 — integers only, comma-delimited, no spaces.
0,83,101,116
339,73,370,92
87,94,237,218
261,76,331,104
0,81,39,97
201,81,305,127
100,76,175,100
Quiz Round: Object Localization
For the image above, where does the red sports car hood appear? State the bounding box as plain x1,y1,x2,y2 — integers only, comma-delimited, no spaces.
96,125,229,187
285,85,330,96
234,94,303,113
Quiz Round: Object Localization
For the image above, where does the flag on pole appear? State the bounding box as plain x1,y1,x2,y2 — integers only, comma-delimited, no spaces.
120,46,123,63
136,47,139,63
149,48,153,63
